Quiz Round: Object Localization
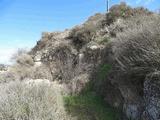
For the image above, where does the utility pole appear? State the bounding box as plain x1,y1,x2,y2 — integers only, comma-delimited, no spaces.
107,0,109,13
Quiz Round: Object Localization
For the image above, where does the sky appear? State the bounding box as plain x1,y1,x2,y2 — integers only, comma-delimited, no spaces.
0,0,159,64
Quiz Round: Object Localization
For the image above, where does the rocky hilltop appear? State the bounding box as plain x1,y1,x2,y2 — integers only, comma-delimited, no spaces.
2,3,160,120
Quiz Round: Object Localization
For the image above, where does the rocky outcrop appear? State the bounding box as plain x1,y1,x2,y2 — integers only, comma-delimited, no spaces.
30,4,159,120
143,72,160,120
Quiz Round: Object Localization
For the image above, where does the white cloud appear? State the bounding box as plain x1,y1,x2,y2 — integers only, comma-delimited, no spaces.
0,47,17,65
0,43,32,65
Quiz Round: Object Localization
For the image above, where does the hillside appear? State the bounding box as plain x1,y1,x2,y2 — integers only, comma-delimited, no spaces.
1,2,160,120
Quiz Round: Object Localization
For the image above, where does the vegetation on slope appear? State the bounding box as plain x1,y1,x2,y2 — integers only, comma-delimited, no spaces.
63,63,124,120
64,92,122,120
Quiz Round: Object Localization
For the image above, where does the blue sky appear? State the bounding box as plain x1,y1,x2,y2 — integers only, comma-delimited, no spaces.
0,0,159,64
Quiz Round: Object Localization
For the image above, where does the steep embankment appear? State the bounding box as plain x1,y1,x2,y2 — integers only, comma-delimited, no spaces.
26,3,160,120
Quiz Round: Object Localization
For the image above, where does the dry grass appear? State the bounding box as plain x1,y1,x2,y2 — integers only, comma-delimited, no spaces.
0,80,73,120
16,53,34,66
113,15,160,73
8,49,53,81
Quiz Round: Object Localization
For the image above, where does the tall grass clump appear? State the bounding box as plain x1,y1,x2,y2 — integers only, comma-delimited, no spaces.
113,15,160,74
0,81,70,120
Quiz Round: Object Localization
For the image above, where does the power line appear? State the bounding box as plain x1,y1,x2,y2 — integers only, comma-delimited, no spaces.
107,0,109,13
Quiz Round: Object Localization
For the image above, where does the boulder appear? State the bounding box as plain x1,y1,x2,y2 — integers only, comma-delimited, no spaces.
143,72,160,120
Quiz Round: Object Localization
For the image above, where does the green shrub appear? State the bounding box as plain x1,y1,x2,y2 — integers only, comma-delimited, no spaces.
63,63,120,120
97,64,112,81
99,37,110,44
105,2,152,25
68,13,105,48
64,92,122,120
78,64,112,95
106,2,132,25
69,25,96,48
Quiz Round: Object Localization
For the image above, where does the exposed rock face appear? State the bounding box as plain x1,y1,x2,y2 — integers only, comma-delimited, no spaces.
143,72,160,120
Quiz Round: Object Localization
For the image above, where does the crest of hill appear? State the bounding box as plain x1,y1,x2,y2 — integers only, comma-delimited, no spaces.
31,2,152,55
